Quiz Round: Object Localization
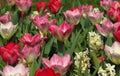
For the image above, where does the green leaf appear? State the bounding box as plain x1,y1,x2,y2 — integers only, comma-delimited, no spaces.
29,60,39,76
105,35,113,46
44,37,54,55
0,56,6,70
12,11,19,25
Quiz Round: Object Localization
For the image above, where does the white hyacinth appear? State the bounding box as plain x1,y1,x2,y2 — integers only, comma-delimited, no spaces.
74,49,91,75
88,31,104,51
98,63,116,76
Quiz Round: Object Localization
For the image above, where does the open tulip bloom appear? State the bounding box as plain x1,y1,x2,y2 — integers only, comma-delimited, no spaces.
1,0,120,76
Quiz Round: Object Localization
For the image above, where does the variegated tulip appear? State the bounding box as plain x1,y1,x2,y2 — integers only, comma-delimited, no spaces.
42,54,72,75
87,8,104,25
5,0,15,6
0,22,18,40
15,0,33,12
63,8,82,25
96,19,114,37
104,41,120,64
19,33,46,63
30,14,56,35
0,64,29,76
49,21,74,42
100,0,112,10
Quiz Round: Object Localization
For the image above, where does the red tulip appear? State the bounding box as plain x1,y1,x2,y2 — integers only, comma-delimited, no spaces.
48,0,61,14
0,42,20,65
36,1,47,11
34,68,61,76
113,25,120,42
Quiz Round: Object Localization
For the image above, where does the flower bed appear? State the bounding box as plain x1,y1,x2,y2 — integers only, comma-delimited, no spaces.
0,0,119,76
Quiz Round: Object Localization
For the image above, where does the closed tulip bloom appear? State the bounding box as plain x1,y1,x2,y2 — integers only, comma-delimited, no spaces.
36,1,46,11
15,0,33,12
30,14,57,35
34,68,61,76
42,54,72,74
0,42,20,65
48,0,61,14
0,22,18,40
5,0,15,6
49,21,74,42
100,0,112,10
63,8,82,25
0,64,29,76
0,13,12,23
96,19,114,37
104,41,120,64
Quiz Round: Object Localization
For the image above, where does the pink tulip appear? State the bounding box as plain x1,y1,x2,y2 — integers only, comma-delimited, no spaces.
0,64,29,76
0,13,12,23
49,21,74,42
87,11,104,25
63,8,82,25
42,54,72,74
100,0,112,10
15,0,33,12
79,5,93,17
104,41,120,64
5,0,15,6
30,14,57,35
19,33,47,63
96,19,114,37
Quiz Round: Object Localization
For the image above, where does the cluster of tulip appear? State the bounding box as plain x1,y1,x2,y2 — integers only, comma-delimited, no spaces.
0,0,120,76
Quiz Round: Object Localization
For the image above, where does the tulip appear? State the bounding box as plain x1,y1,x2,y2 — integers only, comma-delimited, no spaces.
107,7,118,21
15,0,33,12
63,8,82,25
19,33,46,63
5,0,15,6
104,41,120,64
113,25,120,42
34,68,61,76
30,14,57,35
0,64,29,76
107,1,120,21
116,13,120,22
79,5,93,17
0,42,20,65
0,13,12,23
100,0,112,10
49,21,74,42
87,8,104,25
96,19,114,37
48,0,61,14
42,54,72,74
0,22,18,40
36,1,46,12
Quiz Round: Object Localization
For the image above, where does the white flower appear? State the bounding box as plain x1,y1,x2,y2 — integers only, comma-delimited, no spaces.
98,63,116,76
74,49,90,74
88,31,104,51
